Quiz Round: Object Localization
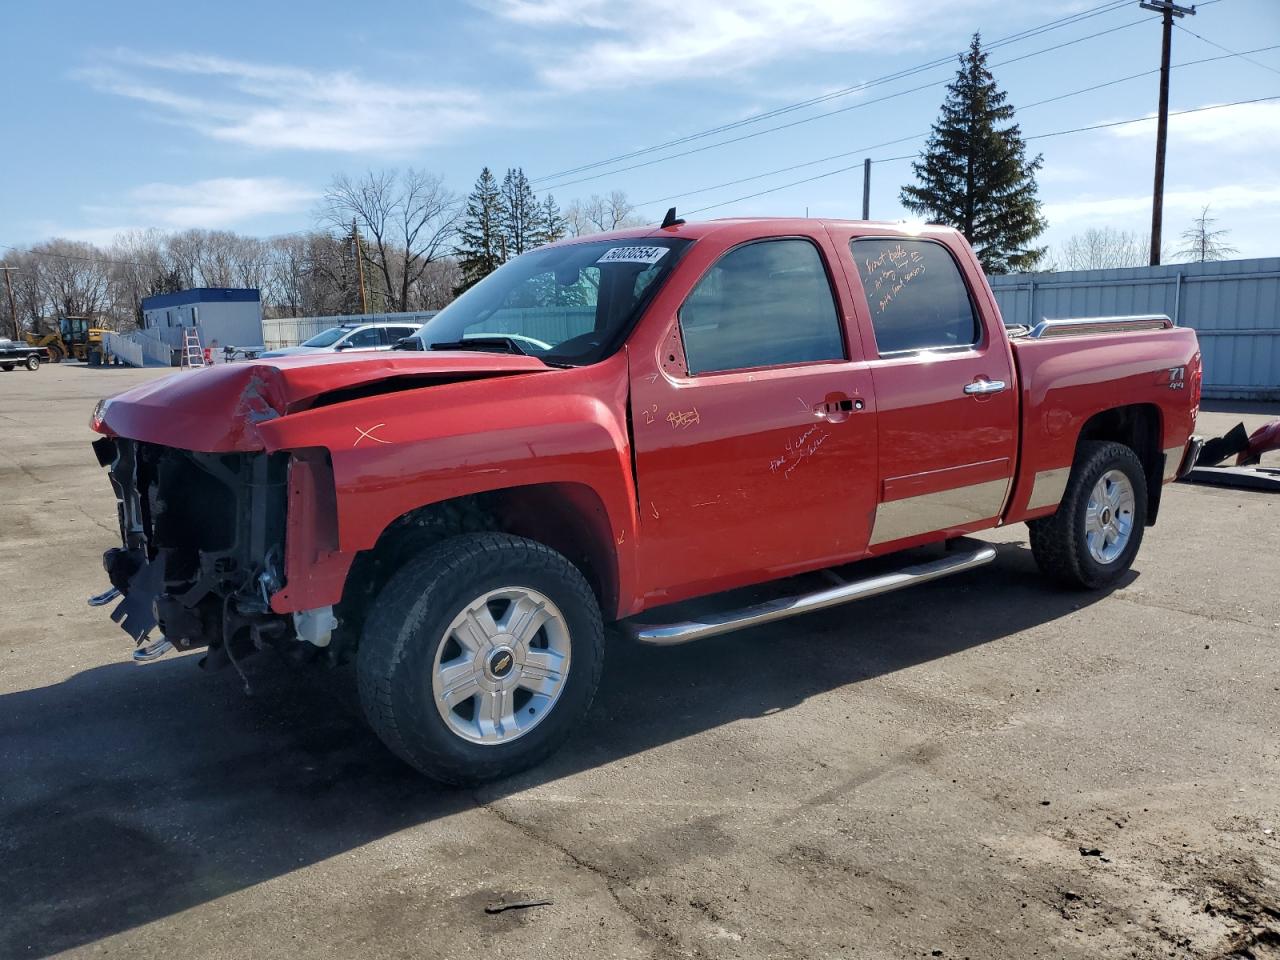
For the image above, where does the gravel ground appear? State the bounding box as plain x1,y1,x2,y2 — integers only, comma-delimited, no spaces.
1,363,1277,960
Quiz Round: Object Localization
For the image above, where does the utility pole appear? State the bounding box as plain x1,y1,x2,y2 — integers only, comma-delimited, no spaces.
1,266,19,339
861,159,872,220
1140,0,1195,266
351,218,370,314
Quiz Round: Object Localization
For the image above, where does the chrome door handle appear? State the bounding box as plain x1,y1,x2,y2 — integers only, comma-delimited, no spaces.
964,378,1007,396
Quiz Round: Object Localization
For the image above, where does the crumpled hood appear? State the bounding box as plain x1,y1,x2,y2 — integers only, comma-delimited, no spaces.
93,351,551,452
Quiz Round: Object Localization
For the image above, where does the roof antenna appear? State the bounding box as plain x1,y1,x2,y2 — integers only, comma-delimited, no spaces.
661,206,685,229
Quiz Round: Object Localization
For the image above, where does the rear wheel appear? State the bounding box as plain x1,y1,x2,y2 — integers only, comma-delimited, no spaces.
357,533,604,784
24,354,39,371
1029,441,1147,589
1,364,13,372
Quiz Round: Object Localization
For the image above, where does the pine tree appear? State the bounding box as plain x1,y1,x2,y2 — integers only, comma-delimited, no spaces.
900,34,1046,274
535,194,568,246
455,167,507,294
500,167,540,258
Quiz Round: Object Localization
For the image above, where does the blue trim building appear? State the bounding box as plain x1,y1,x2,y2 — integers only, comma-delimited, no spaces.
140,287,260,311
140,287,264,352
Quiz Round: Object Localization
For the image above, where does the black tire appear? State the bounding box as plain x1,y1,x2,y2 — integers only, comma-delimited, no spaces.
357,533,604,785
0,364,12,372
1029,440,1148,589
25,354,39,371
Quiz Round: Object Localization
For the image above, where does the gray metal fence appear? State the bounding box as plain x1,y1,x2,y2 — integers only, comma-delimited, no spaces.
262,310,439,350
988,257,1280,400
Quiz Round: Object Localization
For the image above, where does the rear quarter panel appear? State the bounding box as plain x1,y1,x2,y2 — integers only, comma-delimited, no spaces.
1005,327,1201,523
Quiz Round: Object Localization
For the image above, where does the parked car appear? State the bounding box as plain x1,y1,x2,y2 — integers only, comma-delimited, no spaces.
0,339,47,371
89,217,1202,784
258,322,421,358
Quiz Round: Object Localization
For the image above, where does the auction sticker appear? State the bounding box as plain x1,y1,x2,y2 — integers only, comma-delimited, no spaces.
597,246,669,265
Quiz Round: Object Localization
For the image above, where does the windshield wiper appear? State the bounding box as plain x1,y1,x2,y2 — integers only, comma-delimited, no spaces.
428,337,574,368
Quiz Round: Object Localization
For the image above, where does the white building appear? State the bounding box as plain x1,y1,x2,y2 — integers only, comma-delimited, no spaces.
140,288,264,353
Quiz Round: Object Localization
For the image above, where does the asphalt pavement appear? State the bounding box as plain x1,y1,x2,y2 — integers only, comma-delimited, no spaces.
2,363,1276,959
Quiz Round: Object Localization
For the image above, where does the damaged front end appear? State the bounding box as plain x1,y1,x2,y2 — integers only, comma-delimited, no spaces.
92,435,305,668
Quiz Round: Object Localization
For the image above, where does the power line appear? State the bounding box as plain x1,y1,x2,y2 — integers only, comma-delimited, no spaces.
1024,94,1278,141
635,43,1280,211
670,96,1280,218
0,244,157,269
538,16,1154,193
1174,21,1280,77
532,0,1139,185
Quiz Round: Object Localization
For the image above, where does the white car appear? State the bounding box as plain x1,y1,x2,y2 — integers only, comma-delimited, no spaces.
259,322,421,358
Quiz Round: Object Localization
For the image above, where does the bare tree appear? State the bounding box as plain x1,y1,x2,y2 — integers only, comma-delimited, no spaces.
320,168,461,311
411,258,463,311
564,191,646,236
1051,228,1153,271
31,240,111,324
108,229,170,328
1175,205,1238,263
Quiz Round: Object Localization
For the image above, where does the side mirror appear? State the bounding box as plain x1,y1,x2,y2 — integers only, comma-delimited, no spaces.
333,341,350,350
393,337,424,351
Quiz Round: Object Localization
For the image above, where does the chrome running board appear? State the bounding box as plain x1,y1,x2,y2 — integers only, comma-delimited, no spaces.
620,538,997,646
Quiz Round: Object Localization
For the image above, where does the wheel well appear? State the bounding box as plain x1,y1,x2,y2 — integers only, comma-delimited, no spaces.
1074,404,1164,525
333,485,618,658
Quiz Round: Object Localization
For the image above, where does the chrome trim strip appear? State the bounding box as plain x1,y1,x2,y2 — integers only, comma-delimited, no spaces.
1028,315,1173,339
622,538,998,646
869,478,1009,546
1026,466,1071,510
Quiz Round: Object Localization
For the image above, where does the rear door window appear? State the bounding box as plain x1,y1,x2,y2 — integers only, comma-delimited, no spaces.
850,239,979,354
678,238,845,375
343,327,382,348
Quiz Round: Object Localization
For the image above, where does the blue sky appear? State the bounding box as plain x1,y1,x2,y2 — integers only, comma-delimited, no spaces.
3,0,1278,258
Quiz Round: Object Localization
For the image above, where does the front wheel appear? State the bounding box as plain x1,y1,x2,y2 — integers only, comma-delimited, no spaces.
357,533,604,785
1029,441,1148,589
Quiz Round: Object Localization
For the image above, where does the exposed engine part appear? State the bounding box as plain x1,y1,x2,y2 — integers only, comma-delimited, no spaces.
97,436,294,660
293,606,338,647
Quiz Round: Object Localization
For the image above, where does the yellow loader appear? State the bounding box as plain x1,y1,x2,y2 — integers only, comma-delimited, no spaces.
24,316,108,363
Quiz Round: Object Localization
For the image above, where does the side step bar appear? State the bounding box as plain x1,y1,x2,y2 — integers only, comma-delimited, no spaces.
620,537,997,646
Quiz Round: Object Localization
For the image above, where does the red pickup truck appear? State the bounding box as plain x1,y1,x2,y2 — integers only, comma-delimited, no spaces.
90,217,1202,783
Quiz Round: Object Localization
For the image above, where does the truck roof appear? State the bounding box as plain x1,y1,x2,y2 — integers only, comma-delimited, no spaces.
544,217,964,249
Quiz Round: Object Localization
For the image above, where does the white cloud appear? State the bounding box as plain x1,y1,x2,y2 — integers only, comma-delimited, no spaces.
1044,183,1280,225
74,177,316,237
78,51,491,153
482,0,991,90
1109,101,1280,153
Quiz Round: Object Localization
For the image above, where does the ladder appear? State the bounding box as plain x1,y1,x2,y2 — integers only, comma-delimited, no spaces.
180,326,205,370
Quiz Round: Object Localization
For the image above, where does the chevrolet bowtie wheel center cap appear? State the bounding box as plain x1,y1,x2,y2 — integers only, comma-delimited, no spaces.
487,646,516,680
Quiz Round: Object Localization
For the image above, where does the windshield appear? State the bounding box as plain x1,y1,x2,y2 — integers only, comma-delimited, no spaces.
302,326,349,347
413,237,691,364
